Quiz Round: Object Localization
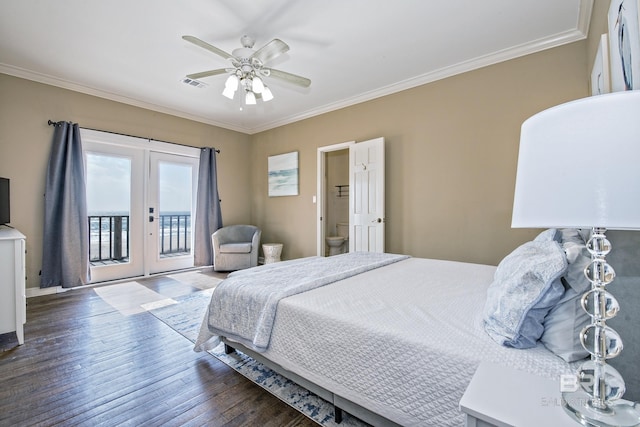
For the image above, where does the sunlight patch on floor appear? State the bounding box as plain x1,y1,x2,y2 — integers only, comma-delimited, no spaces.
94,282,176,316
140,298,178,311
166,271,223,290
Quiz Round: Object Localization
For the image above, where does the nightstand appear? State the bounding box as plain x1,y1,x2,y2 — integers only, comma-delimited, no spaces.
459,362,579,427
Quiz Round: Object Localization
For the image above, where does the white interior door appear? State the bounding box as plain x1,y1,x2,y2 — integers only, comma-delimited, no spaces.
349,137,385,252
147,152,199,275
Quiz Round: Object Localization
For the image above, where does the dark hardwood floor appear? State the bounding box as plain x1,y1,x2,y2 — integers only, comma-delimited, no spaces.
0,272,318,427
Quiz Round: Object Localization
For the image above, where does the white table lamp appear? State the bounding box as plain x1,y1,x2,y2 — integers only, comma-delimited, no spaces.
512,91,640,426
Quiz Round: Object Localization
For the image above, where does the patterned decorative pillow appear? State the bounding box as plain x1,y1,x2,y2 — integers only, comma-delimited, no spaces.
483,239,567,348
539,228,591,361
533,228,559,242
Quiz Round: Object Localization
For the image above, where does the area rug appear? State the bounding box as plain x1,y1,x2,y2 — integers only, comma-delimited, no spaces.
149,290,368,427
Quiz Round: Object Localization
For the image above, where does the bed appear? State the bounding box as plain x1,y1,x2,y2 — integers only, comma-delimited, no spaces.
194,229,617,426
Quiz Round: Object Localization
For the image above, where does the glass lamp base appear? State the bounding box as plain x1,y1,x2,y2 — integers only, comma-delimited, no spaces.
562,390,640,427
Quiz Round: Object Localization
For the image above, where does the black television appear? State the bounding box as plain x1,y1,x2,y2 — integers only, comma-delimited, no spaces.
0,177,9,226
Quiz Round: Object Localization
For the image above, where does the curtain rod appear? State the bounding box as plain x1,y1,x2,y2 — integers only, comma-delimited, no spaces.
47,120,220,153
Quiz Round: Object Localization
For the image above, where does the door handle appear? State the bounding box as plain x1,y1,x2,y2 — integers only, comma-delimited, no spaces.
371,218,383,223
149,215,154,223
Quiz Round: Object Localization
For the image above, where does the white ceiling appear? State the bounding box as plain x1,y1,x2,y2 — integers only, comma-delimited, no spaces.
0,0,592,134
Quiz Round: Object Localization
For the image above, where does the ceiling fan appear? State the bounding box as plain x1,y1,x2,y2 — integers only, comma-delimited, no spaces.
182,35,311,104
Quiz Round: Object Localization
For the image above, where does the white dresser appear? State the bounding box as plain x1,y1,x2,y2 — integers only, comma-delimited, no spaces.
0,226,26,345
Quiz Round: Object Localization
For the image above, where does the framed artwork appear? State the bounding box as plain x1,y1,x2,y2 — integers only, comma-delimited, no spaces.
591,34,611,95
268,151,299,197
608,0,640,91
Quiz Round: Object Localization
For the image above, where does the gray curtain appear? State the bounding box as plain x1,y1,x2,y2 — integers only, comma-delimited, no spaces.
194,147,223,266
41,122,90,288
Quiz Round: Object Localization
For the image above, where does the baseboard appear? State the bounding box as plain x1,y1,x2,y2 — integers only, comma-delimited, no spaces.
25,265,215,298
26,286,68,298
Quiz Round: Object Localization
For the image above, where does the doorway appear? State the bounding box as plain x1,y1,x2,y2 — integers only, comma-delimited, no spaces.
82,129,200,283
316,138,386,256
317,142,354,256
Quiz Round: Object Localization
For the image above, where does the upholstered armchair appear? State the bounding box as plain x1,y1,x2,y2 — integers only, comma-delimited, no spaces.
211,225,261,271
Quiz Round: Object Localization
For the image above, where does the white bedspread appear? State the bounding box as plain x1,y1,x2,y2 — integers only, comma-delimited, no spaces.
195,252,409,352
259,257,575,427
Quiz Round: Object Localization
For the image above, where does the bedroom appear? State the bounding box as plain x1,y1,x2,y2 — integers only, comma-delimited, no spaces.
1,0,639,425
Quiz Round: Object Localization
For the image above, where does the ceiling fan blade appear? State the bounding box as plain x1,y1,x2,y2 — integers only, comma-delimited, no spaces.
182,35,234,61
252,39,289,64
186,69,229,80
266,68,311,87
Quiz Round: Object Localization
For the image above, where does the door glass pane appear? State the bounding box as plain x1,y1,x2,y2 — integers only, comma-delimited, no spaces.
86,153,131,265
158,161,192,258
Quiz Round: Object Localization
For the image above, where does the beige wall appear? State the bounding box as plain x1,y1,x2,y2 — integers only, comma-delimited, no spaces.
250,41,589,265
0,74,251,290
3,4,611,290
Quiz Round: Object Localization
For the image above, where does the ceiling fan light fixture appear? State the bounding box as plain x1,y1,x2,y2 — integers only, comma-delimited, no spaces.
222,86,236,100
245,90,257,105
183,35,310,106
262,86,274,102
240,77,251,91
252,76,265,94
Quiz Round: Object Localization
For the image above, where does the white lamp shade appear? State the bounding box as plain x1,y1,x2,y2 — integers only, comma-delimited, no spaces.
225,74,239,91
222,86,236,100
262,86,274,102
512,91,640,230
245,90,256,105
252,76,264,94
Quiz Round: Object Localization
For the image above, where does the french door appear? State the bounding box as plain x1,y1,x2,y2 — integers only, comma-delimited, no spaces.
147,152,198,274
82,129,199,283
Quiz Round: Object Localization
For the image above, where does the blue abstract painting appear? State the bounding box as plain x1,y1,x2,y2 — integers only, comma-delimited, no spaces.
268,151,299,196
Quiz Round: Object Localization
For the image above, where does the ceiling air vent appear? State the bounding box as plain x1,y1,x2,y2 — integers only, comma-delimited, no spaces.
181,77,207,88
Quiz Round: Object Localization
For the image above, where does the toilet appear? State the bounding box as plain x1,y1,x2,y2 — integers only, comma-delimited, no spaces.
325,236,345,256
337,222,349,251
326,222,349,256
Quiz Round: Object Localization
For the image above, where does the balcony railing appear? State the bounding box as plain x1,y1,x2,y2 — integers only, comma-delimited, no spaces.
159,214,191,256
89,215,130,263
89,214,191,265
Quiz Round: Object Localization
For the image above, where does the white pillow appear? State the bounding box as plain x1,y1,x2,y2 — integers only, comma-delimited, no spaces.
540,280,590,362
540,229,592,362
